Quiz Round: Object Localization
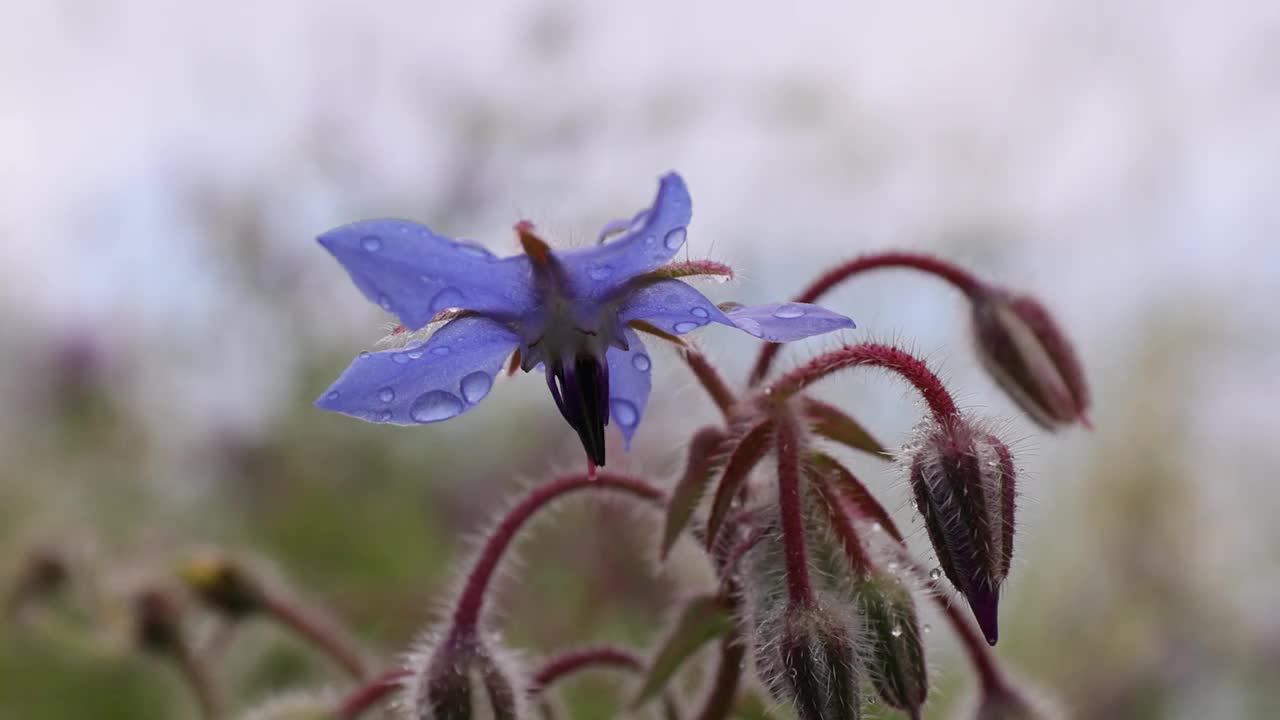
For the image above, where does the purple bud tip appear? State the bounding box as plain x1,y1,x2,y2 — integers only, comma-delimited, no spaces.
966,585,1000,646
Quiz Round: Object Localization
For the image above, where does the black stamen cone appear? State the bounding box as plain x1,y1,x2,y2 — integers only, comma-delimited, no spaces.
546,354,610,466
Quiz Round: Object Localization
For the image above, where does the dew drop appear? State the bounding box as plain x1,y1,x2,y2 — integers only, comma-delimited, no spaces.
587,264,613,280
929,567,943,581
325,391,340,401
611,399,639,427
358,350,371,359
772,303,806,319
409,391,464,423
690,306,709,318
664,227,687,250
406,348,424,360
632,353,651,372
392,353,411,365
673,321,700,333
377,410,393,422
923,624,933,634
734,318,764,337
431,287,464,312
887,561,899,572
891,625,904,639
460,372,492,404
869,522,882,533
360,235,382,252
378,387,395,403
431,346,451,357
378,295,393,311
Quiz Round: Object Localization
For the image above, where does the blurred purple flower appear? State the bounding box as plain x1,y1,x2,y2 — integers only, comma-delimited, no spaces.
315,173,854,465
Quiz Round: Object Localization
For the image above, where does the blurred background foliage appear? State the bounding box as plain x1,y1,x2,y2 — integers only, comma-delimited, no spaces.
2,1,1279,718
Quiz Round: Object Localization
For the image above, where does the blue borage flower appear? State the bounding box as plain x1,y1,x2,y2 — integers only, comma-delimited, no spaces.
316,173,854,465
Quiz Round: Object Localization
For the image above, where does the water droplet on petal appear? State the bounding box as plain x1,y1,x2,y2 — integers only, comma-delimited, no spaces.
392,353,411,365
588,264,613,280
611,399,639,427
673,321,700,333
772,303,806,319
360,235,383,252
431,287,464,312
406,348,424,360
929,567,943,581
664,227,687,250
409,391,464,423
377,410,393,422
891,625,904,638
358,351,371,359
735,318,764,337
431,346,450,357
378,295,393,311
325,391,340,401
378,387,395,403
690,306,709,318
632,354,651,372
460,372,492,404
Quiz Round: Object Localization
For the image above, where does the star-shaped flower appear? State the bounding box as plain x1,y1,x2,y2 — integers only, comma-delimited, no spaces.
316,173,854,465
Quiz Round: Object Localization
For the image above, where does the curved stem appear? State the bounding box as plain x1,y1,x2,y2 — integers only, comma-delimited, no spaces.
749,251,986,385
337,667,412,719
451,472,665,635
774,409,814,608
767,343,959,424
681,348,736,420
260,592,367,679
530,646,644,694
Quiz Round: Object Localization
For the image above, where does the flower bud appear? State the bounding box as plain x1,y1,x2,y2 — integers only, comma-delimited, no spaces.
854,570,927,717
133,586,185,654
180,549,264,619
742,533,862,719
970,289,1089,430
908,418,1017,645
409,630,526,720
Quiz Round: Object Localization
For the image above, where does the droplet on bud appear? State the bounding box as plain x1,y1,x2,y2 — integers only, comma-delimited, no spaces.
852,570,927,717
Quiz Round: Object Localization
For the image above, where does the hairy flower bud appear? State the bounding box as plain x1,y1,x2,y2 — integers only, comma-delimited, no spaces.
908,418,1017,645
742,531,861,720
408,630,526,720
970,289,1089,430
133,586,185,654
854,571,927,718
181,549,264,619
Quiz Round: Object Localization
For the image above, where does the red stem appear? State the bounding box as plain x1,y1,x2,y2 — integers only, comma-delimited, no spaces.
260,592,368,679
451,472,665,634
749,251,986,385
694,630,745,720
682,348,737,420
767,343,959,424
530,646,643,693
337,667,412,719
774,409,814,608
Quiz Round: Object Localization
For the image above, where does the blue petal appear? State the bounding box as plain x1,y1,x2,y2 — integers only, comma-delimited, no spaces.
723,302,856,341
606,328,651,448
617,279,727,335
618,280,856,342
318,220,536,330
316,316,519,425
559,173,693,298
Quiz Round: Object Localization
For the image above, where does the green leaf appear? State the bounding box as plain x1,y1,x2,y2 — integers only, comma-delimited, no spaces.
661,427,729,559
632,595,734,706
802,398,890,458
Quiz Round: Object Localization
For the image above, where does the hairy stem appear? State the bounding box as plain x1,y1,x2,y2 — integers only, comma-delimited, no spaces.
337,667,412,719
681,348,737,420
774,409,815,608
530,646,644,694
451,472,665,635
260,592,367,679
767,343,959,423
750,251,985,384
